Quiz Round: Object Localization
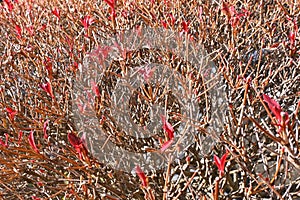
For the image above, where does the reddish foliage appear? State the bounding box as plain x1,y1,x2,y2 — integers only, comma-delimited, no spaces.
135,165,148,188
77,101,86,114
67,132,85,160
38,23,47,31
263,94,289,123
263,94,282,120
52,8,60,19
91,81,100,97
138,66,155,82
72,61,79,72
40,82,54,99
221,2,234,21
68,132,82,147
44,57,52,76
89,45,111,64
104,0,116,20
221,2,249,27
28,131,39,153
4,0,14,12
81,15,94,30
181,20,189,33
26,25,35,36
15,25,22,39
160,115,174,152
263,94,289,133
214,151,228,177
289,32,296,46
161,20,167,29
287,17,298,49
6,107,17,121
0,133,9,148
161,115,174,140
104,0,115,10
169,13,175,26
18,131,23,144
160,139,173,152
43,120,49,140
37,182,43,186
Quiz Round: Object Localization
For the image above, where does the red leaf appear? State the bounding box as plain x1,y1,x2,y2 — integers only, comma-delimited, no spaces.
89,45,111,64
91,81,100,97
15,25,22,39
293,19,299,33
230,16,240,27
68,132,84,159
52,8,60,19
6,107,17,121
70,61,79,73
0,133,9,148
160,139,173,152
104,0,115,9
263,94,289,133
18,131,23,144
222,3,249,27
38,24,47,31
135,165,148,187
43,120,49,140
221,2,233,20
77,101,86,114
161,115,174,140
81,15,94,30
28,131,39,153
289,31,296,47
26,25,35,36
44,57,52,78
181,20,189,33
138,66,155,82
4,0,14,12
40,82,54,99
228,6,242,27
288,18,298,48
37,181,43,186
161,20,167,29
68,132,82,147
263,94,282,122
0,139,6,147
104,0,116,19
241,8,251,17
169,13,175,26
214,151,228,177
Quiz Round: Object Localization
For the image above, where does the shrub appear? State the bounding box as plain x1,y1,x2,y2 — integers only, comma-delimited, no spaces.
0,0,299,199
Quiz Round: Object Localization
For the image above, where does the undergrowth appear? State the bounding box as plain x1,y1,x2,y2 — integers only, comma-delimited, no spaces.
0,0,299,199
